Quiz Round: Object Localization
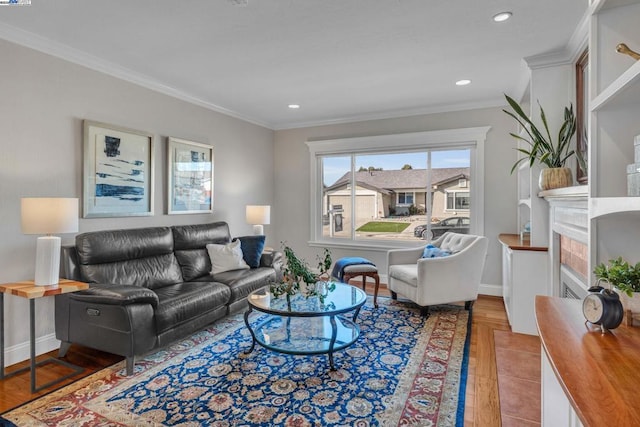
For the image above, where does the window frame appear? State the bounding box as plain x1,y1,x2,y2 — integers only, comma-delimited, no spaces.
396,191,415,206
306,127,490,250
445,190,471,212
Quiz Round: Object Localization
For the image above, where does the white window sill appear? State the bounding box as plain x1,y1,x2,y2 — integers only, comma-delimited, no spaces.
308,239,424,252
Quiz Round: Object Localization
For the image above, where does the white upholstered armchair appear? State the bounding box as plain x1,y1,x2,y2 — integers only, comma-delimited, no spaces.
387,232,488,315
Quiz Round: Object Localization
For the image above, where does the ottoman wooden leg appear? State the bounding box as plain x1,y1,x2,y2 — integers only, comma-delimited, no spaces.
373,273,380,308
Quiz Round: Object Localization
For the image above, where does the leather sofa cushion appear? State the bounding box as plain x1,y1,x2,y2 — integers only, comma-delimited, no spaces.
71,285,160,308
76,227,174,264
76,227,184,290
173,222,231,281
206,267,276,303
154,282,231,334
80,253,184,290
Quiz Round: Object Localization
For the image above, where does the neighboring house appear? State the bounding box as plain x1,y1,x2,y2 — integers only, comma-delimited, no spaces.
324,168,470,222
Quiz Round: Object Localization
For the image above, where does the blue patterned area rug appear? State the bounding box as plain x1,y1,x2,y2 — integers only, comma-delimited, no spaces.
1,297,471,426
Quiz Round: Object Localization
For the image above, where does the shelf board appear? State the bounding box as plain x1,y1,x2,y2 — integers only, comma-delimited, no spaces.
590,196,640,218
518,199,531,208
539,185,589,199
592,59,640,111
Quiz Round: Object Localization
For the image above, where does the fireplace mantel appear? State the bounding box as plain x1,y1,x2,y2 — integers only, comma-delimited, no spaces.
542,185,589,298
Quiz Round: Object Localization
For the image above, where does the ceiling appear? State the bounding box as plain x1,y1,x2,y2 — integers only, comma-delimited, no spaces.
0,0,588,130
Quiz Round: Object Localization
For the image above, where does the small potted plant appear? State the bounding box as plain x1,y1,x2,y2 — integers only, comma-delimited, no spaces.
503,94,577,190
270,244,334,307
594,257,640,318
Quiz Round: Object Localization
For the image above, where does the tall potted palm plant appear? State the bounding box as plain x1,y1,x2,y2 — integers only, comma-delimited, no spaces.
503,94,577,190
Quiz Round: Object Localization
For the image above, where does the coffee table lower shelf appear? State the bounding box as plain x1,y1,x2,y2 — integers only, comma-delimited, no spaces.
244,314,360,370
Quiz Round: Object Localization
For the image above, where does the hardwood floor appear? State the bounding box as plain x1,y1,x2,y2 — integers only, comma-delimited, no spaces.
0,284,533,427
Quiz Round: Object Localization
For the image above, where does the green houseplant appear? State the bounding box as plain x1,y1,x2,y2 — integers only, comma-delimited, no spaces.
594,257,640,297
503,94,577,190
269,245,334,306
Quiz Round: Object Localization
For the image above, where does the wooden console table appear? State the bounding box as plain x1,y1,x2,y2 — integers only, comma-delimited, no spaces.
0,279,88,393
536,295,640,426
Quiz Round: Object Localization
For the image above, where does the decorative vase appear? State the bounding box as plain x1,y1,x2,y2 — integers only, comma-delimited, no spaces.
539,167,573,191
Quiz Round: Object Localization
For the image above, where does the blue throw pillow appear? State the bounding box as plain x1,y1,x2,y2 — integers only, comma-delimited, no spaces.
234,235,266,268
421,244,451,258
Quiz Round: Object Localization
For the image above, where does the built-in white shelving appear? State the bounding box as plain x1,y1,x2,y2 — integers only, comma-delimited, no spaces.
589,0,640,282
589,197,640,218
591,60,640,111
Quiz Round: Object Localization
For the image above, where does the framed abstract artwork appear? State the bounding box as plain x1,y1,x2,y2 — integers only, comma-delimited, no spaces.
167,137,214,214
83,121,154,218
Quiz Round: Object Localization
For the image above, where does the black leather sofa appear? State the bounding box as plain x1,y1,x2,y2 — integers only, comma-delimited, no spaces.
55,221,283,375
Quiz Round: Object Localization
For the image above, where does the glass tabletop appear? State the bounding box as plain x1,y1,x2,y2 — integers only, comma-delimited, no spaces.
247,282,366,317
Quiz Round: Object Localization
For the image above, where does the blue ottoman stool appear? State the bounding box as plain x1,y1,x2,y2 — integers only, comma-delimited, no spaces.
331,257,380,308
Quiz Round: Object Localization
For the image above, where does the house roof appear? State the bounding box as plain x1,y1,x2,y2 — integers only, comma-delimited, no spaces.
327,168,470,192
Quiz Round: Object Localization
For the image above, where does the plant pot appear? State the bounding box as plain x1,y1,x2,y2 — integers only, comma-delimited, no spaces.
539,167,573,191
614,289,640,326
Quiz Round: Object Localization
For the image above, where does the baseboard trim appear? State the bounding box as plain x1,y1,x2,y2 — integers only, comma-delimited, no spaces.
479,283,503,297
3,333,60,366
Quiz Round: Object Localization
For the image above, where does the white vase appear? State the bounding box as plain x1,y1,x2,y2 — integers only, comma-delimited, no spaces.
614,289,640,325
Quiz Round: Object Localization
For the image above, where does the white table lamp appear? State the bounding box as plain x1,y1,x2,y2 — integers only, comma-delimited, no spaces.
246,205,270,235
21,198,79,286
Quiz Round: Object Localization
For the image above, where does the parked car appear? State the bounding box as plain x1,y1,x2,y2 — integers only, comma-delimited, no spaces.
413,216,470,240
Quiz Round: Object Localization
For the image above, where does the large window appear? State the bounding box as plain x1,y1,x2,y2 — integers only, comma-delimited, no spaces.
307,127,489,248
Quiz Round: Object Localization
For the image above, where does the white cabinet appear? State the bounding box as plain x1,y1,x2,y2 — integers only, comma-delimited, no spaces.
541,350,584,427
500,235,549,335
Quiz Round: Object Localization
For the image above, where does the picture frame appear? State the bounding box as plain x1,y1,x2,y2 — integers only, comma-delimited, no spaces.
576,48,589,185
83,120,154,218
167,137,214,214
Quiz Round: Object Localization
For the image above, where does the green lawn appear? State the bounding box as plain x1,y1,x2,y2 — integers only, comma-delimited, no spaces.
356,221,410,233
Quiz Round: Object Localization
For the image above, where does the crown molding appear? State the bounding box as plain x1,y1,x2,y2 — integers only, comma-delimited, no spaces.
0,22,518,132
524,8,589,70
273,98,505,131
0,22,272,129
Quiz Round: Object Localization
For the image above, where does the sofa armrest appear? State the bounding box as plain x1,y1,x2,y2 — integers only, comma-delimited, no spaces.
60,245,81,281
70,284,159,309
261,250,284,282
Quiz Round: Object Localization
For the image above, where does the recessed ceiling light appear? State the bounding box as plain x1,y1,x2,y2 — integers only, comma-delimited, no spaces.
288,104,300,109
455,79,471,86
493,12,512,22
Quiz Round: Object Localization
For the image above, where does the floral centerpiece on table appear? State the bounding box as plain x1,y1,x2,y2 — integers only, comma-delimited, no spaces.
269,244,335,305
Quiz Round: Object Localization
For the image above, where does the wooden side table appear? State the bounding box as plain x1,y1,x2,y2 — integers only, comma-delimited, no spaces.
0,279,88,393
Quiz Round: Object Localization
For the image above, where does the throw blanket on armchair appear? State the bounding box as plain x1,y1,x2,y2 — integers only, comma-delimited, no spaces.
331,257,376,282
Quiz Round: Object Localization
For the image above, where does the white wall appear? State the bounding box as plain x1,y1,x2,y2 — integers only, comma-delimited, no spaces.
0,39,274,363
273,107,518,293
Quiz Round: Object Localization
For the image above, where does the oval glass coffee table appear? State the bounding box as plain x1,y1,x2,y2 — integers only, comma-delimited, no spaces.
243,282,367,370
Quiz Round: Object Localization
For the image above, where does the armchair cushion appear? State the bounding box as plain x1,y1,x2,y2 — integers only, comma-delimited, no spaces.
388,264,418,288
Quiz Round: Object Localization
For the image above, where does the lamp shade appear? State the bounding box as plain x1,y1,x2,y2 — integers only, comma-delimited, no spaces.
246,205,271,225
21,198,79,235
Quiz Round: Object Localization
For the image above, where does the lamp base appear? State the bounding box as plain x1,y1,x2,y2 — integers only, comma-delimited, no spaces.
252,224,264,235
34,236,61,286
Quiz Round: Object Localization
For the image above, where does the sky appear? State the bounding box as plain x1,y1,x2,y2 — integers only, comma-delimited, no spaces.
323,149,470,186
